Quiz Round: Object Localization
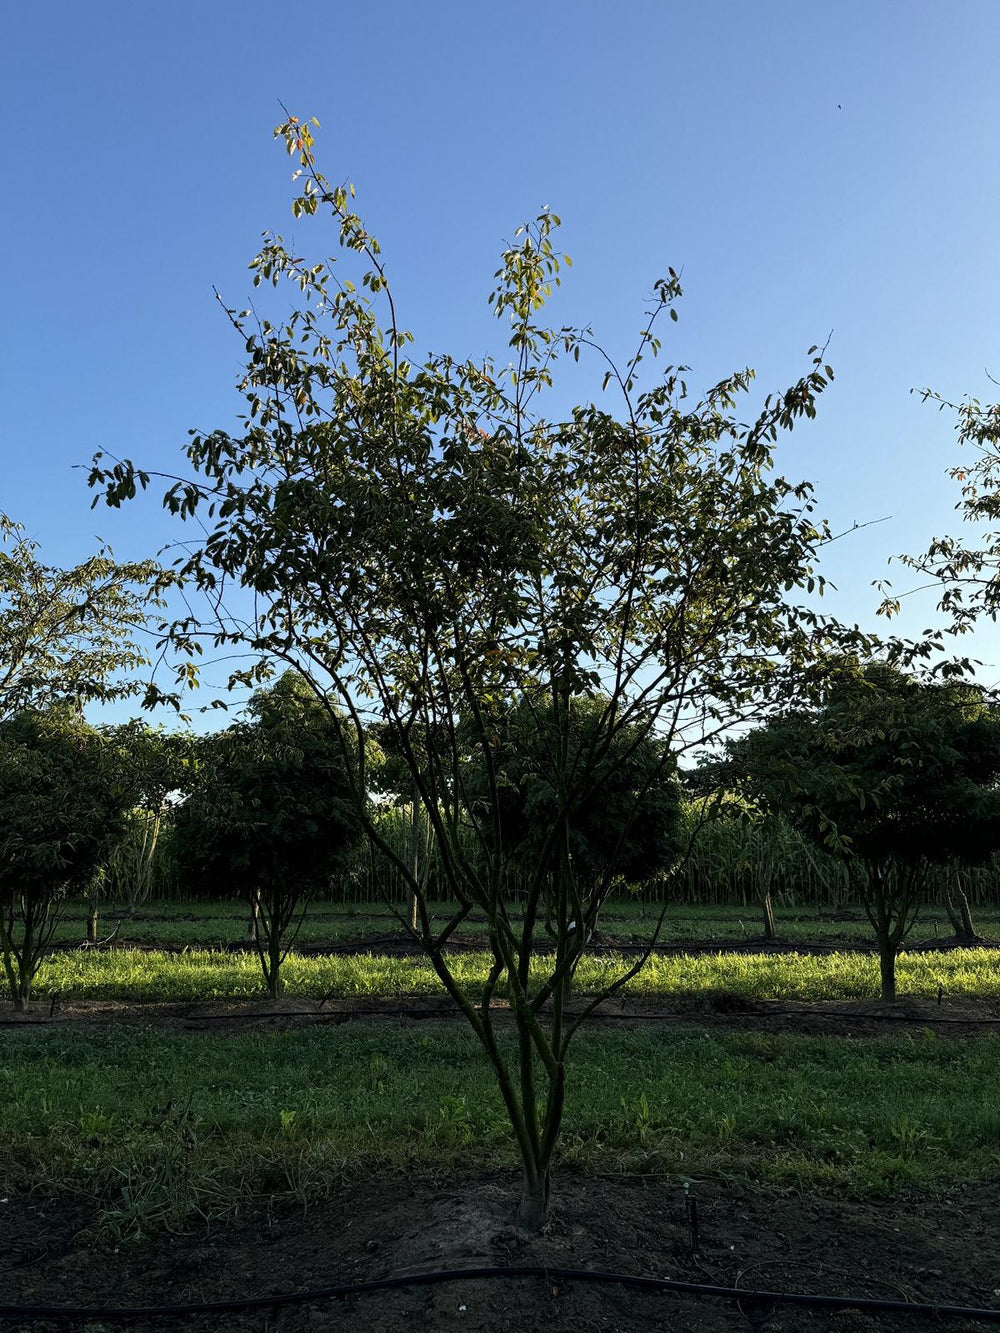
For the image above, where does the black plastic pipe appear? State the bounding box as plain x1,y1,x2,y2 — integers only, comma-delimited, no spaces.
2,1263,1000,1325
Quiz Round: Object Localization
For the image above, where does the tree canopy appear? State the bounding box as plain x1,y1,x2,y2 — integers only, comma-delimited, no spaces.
89,114,881,1227
0,513,156,720
710,662,1000,997
718,663,1000,866
880,390,1000,637
173,673,363,899
0,709,138,1008
464,694,684,892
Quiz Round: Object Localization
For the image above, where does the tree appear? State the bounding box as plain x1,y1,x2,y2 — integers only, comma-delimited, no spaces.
172,674,363,999
879,389,1000,637
0,513,156,720
86,724,196,941
677,780,797,940
714,663,1000,1001
109,725,195,909
370,719,452,930
879,386,1000,948
0,710,137,1010
465,694,684,897
90,115,872,1227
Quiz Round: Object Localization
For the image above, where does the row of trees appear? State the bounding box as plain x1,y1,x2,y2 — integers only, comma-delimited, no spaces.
11,663,1000,1008
7,114,1000,1226
0,674,688,1006
698,664,1000,1000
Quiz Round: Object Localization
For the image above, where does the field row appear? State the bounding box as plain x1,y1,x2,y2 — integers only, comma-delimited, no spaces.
4,1023,1000,1241
25,943,1000,1004
54,898,1000,949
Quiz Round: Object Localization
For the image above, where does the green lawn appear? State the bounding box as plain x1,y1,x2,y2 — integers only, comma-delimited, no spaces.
3,1023,999,1239
30,942,1000,1004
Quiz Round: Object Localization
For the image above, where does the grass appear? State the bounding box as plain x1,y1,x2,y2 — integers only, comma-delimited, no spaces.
30,943,1000,1004
13,899,1000,1243
3,1022,999,1239
51,896,1000,949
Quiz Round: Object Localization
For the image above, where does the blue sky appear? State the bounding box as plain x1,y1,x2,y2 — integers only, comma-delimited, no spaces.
3,0,999,720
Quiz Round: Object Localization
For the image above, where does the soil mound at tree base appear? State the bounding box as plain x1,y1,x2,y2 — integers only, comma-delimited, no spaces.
3,1173,997,1330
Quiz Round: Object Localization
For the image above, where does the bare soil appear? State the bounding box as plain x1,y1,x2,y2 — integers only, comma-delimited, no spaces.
2,1172,998,1331
5,991,1000,1040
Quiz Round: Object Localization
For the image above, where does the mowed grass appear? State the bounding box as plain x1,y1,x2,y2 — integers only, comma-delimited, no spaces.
31,943,1000,1004
3,1023,999,1239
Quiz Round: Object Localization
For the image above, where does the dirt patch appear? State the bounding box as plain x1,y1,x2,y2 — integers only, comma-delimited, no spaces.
5,991,1000,1040
1,1172,998,1330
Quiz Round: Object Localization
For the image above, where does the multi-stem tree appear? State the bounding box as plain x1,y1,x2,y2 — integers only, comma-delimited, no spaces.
171,673,363,999
462,694,684,899
91,115,873,1227
713,662,1000,1000
0,709,137,1010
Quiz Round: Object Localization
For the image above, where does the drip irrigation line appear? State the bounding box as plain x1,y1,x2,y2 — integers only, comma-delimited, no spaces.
7,1000,1000,1030
2,1263,1000,1325
181,996,1000,1028
175,1003,1000,1028
766,1006,1000,1025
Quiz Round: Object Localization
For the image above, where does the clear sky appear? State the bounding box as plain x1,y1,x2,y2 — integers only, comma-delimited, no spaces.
3,0,999,720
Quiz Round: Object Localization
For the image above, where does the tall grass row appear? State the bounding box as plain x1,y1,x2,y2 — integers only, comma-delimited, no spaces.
140,804,1000,911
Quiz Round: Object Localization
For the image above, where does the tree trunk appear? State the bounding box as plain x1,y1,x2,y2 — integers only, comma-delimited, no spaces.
247,889,261,944
878,939,897,1003
267,932,283,1000
952,885,978,943
409,792,420,932
943,892,962,937
517,1166,550,1231
86,906,99,944
958,889,978,943
761,891,776,942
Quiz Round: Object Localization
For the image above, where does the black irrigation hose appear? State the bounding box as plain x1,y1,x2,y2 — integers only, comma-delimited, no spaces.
183,998,1000,1028
7,1001,1000,1030
3,1263,1000,1325
175,1004,1000,1028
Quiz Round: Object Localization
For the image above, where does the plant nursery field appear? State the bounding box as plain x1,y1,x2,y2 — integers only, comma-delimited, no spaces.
3,899,1000,1330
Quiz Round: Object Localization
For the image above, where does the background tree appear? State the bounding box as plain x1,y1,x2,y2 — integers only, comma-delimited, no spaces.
879,386,1000,946
465,694,684,902
370,719,452,931
678,776,789,940
879,389,1000,637
108,725,195,910
0,512,156,720
714,663,1000,1001
0,710,137,1010
84,724,196,942
91,116,873,1228
172,674,364,999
